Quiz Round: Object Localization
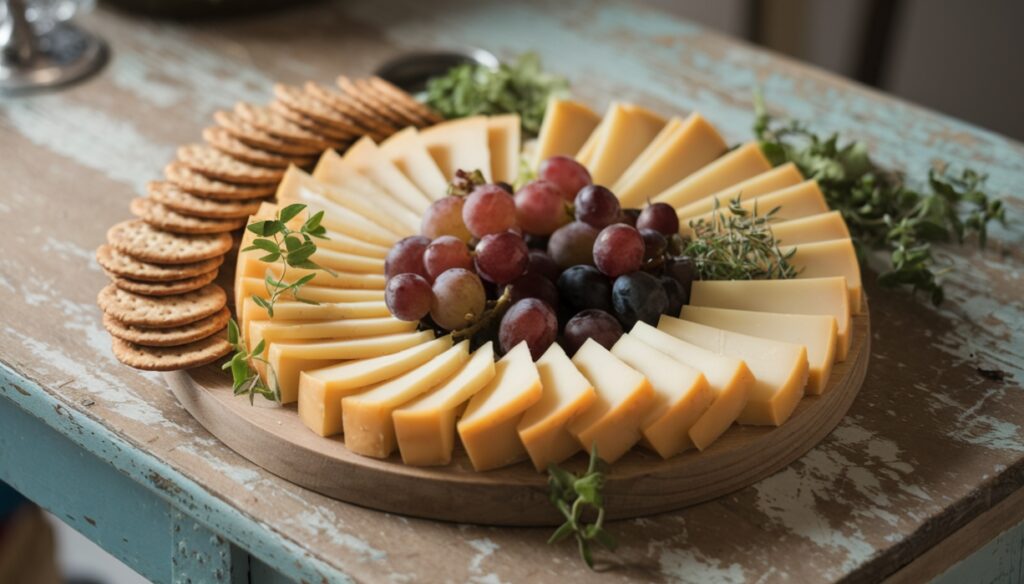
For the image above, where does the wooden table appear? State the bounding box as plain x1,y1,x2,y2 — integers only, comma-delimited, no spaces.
1,1,1022,582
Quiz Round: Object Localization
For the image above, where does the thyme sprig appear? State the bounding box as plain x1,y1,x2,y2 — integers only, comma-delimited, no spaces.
547,446,616,570
223,319,278,405
685,196,798,280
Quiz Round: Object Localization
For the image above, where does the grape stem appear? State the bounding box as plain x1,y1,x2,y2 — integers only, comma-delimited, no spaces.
452,286,513,341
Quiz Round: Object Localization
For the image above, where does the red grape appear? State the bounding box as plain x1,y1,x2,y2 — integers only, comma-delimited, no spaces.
430,268,486,330
527,250,560,283
538,156,592,202
563,309,623,356
384,235,430,280
462,184,517,238
619,208,641,227
423,235,473,280
474,231,529,284
499,298,557,359
422,196,471,241
593,224,644,277
507,272,559,309
547,221,598,268
574,185,621,229
385,273,433,321
640,228,667,263
637,202,680,235
514,180,571,235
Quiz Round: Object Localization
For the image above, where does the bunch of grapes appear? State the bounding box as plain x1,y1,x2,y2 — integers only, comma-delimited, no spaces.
384,158,697,359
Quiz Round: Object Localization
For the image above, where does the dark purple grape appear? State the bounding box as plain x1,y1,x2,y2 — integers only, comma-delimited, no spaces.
547,221,598,268
474,231,529,284
499,298,558,359
422,196,471,241
660,276,686,317
574,185,621,229
557,265,612,312
514,180,571,235
612,271,669,329
423,235,473,280
385,273,433,321
619,208,641,227
637,202,680,236
495,181,514,194
640,229,667,263
538,156,592,202
506,272,558,309
664,256,696,296
593,224,644,277
563,309,623,356
524,233,550,250
527,250,560,283
430,268,486,330
385,235,430,280
462,184,517,238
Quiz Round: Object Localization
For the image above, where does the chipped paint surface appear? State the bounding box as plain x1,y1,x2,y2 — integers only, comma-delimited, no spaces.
0,1,1022,582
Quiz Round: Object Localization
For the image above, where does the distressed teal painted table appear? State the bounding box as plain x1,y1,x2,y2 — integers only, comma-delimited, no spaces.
1,1,1022,582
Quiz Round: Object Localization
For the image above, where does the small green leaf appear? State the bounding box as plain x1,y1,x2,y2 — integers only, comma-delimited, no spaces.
279,203,307,223
252,339,266,357
227,319,240,345
548,521,575,544
247,220,283,237
303,210,325,232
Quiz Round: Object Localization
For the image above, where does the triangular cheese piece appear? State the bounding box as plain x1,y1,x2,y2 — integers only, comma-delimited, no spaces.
783,238,862,314
531,99,601,168
377,128,450,200
486,114,521,184
418,116,492,181
585,103,666,186
770,211,850,246
653,142,771,208
675,162,803,220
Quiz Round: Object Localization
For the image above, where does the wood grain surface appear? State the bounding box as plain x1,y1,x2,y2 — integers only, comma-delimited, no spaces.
1,1,1022,582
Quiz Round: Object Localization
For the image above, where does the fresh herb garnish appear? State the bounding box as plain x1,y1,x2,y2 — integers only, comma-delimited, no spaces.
753,91,1006,304
425,52,568,135
685,196,798,280
547,446,616,570
223,318,278,404
447,169,487,196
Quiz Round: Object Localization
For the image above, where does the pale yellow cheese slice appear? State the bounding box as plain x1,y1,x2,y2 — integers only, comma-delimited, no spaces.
567,338,655,464
238,249,382,278
343,339,469,458
516,343,597,471
457,342,542,471
238,258,385,293
312,228,390,259
585,103,666,186
653,142,771,209
574,116,605,167
531,98,601,167
629,322,753,451
236,277,384,305
771,210,851,246
486,114,521,184
419,116,492,181
393,342,496,466
241,299,391,348
271,191,399,248
680,306,837,395
611,333,713,459
376,129,450,200
335,137,434,212
681,179,830,236
613,113,728,208
784,238,862,314
675,162,804,220
298,336,451,437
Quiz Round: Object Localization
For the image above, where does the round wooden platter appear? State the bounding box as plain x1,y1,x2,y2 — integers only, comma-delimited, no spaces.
165,303,870,527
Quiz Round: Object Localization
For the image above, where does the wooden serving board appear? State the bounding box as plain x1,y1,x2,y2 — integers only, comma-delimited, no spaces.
166,304,869,526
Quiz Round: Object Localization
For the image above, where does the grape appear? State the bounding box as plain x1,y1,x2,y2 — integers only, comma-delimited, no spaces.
574,185,621,229
474,231,529,284
661,276,686,317
499,298,558,359
538,156,592,201
524,233,549,250
557,265,612,312
637,202,680,235
422,196,471,241
430,268,486,330
640,229,667,263
528,250,560,283
563,309,623,356
664,256,696,296
507,272,558,308
619,208,641,227
514,180,571,235
611,271,669,329
547,221,598,268
385,235,430,280
385,273,433,321
495,181,514,194
593,224,644,277
423,235,473,280
462,184,517,238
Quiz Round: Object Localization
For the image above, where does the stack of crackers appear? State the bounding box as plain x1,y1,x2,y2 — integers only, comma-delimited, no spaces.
96,76,441,371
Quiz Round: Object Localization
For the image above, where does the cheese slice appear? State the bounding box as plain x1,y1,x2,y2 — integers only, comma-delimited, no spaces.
613,113,728,208
419,116,492,181
236,277,384,305
611,334,713,458
342,340,469,458
336,137,433,212
567,338,654,464
784,238,862,314
516,343,597,471
531,99,602,167
680,179,830,236
487,114,521,184
241,298,391,347
238,257,386,291
375,129,450,200
298,336,451,437
457,342,542,471
585,103,666,186
652,142,771,209
393,342,496,466
771,210,851,246
271,189,399,248
675,162,804,220
575,117,605,167
239,248,383,278
312,227,390,259
680,306,837,395
292,163,422,235
629,322,753,451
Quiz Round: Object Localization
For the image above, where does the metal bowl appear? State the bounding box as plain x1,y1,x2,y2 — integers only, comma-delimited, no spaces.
374,48,498,93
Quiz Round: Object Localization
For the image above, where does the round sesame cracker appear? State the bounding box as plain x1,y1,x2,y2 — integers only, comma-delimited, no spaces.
130,198,246,235
177,144,285,184
96,244,224,282
97,283,227,328
103,307,230,347
107,219,232,265
110,334,231,371
147,181,266,220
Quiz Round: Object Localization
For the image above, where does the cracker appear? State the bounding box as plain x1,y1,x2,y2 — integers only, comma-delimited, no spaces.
273,83,366,135
368,76,443,124
336,76,408,128
107,268,218,296
96,244,224,282
234,102,336,148
202,126,312,168
305,82,395,138
269,101,356,142
214,110,324,156
130,198,246,235
103,307,230,347
97,283,227,328
147,181,265,220
165,162,277,200
107,220,232,265
111,334,231,371
177,144,284,184
354,77,429,127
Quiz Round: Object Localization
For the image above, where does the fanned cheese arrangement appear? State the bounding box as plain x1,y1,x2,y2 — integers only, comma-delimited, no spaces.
224,96,867,473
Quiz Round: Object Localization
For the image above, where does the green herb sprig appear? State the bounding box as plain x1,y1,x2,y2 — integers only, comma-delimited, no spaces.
425,52,568,135
547,446,616,570
223,319,277,405
685,196,798,280
753,91,1006,304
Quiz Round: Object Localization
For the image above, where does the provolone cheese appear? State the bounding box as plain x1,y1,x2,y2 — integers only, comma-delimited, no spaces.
771,210,851,246
238,257,386,290
532,99,601,167
784,238,862,314
585,103,666,186
239,249,382,277
338,137,434,211
313,228,390,259
575,117,605,167
419,116,492,181
680,179,830,236
270,187,398,248
377,129,450,200
675,162,804,220
236,277,384,305
487,114,521,183
653,142,771,209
